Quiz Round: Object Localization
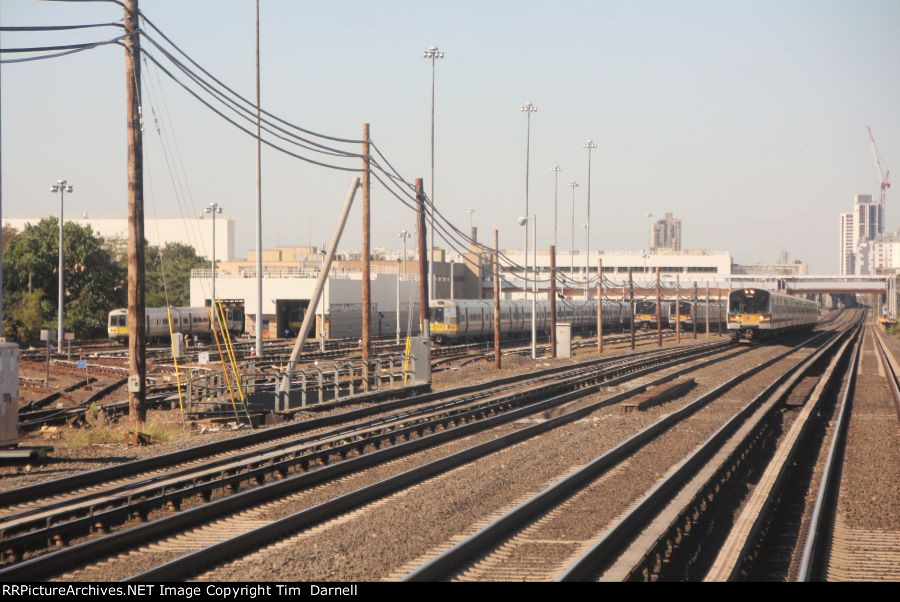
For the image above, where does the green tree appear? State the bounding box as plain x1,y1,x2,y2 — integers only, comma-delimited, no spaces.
2,218,126,341
1,224,18,254
5,289,52,344
145,242,207,307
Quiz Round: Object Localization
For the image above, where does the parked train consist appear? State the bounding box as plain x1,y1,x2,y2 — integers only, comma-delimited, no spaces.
429,299,630,343
108,305,244,343
727,288,817,342
666,299,727,332
633,300,666,330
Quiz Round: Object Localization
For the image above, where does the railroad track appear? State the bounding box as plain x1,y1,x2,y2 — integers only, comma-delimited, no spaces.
793,323,900,582
0,338,742,581
15,329,686,431
398,314,857,581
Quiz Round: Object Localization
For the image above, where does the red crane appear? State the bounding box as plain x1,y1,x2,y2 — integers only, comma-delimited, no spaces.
867,125,891,206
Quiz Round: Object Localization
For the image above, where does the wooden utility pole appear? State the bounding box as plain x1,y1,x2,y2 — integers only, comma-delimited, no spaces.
416,179,429,336
493,229,501,369
124,0,146,423
705,282,711,340
361,123,371,361
656,267,662,347
254,0,263,359
718,290,724,336
693,282,699,340
676,274,681,345
598,258,604,354
629,268,635,350
549,245,557,358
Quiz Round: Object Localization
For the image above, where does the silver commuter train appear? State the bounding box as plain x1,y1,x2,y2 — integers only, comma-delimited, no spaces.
108,306,244,343
665,299,727,332
428,298,629,342
727,288,817,342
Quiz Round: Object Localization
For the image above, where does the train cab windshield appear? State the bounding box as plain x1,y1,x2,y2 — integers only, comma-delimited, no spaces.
635,301,656,314
729,289,770,314
109,313,126,327
671,301,691,315
430,307,445,323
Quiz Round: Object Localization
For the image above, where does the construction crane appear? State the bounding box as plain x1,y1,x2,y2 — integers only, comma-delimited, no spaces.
867,125,891,207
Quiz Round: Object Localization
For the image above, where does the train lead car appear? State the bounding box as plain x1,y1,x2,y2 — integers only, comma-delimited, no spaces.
108,305,244,344
727,288,817,342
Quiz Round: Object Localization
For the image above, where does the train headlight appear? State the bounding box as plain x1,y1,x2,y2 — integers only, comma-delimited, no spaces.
759,314,772,322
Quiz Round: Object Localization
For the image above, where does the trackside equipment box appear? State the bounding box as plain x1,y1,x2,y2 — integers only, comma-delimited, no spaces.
0,342,20,447
556,323,572,359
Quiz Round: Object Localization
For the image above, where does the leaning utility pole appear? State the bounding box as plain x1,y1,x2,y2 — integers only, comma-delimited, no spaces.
361,123,371,361
124,0,146,423
416,179,429,336
656,267,662,347
597,258,604,354
493,229,501,369
549,245,557,359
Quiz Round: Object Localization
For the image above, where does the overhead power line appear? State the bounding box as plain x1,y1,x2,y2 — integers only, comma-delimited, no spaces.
0,22,123,31
0,32,131,63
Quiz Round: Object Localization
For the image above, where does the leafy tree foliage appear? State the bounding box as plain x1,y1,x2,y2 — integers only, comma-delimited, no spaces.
5,290,53,344
145,242,207,307
2,218,126,341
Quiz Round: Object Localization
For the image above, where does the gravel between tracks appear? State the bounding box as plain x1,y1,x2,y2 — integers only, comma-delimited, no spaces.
185,339,808,581
52,339,739,581
839,330,900,532
825,327,900,582
3,337,713,492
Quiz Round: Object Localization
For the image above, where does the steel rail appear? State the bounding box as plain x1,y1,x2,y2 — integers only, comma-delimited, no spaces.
0,341,737,581
702,319,861,581
403,324,847,581
558,317,860,581
0,340,724,511
126,343,747,581
796,323,864,581
0,343,732,557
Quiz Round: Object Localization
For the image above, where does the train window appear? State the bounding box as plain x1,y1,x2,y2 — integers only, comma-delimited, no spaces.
636,301,655,314
430,307,445,322
729,291,769,314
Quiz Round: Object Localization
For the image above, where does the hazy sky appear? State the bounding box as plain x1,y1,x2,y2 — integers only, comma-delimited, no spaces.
2,0,899,273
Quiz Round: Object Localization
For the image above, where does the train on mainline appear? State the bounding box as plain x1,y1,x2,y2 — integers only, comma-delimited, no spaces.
727,288,818,342
108,305,244,344
429,298,635,343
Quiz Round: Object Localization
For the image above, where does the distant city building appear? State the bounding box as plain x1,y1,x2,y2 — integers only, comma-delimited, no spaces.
500,249,731,298
855,193,883,244
871,231,900,274
733,261,808,277
837,195,884,276
839,212,856,275
651,212,682,252
3,215,234,261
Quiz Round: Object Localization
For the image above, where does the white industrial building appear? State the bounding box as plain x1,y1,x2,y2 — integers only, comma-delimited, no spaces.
190,268,421,341
498,249,731,294
3,215,235,261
